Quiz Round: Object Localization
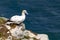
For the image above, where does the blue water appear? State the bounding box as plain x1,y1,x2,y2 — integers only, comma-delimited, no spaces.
0,0,60,40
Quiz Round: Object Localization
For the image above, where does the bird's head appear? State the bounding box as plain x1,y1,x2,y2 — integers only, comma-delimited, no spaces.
22,10,28,15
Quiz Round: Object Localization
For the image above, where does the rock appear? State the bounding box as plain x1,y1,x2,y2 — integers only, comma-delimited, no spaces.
0,24,11,38
35,34,49,40
23,30,36,38
23,30,29,37
22,38,28,40
9,23,25,39
29,38,34,40
6,35,12,40
0,17,49,40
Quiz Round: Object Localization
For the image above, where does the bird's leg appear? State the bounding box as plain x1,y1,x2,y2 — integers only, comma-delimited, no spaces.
14,22,23,26
19,22,23,26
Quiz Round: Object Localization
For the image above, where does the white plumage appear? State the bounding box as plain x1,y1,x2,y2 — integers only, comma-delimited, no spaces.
10,10,28,24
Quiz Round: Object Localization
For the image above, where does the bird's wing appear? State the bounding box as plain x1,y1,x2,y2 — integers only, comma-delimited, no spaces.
10,16,25,22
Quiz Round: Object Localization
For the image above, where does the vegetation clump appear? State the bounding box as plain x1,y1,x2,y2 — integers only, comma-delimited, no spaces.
0,17,8,24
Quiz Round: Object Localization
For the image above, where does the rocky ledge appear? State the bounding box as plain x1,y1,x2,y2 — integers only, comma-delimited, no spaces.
0,17,49,40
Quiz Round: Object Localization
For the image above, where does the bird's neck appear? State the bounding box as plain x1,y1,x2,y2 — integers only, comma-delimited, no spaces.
22,12,25,16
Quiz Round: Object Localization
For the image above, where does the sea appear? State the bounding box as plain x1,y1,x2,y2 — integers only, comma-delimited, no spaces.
0,0,60,40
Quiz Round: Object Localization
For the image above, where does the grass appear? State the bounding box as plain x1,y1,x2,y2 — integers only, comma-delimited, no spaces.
0,17,7,24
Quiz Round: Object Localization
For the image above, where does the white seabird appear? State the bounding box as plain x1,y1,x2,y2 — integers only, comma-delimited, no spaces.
10,10,28,24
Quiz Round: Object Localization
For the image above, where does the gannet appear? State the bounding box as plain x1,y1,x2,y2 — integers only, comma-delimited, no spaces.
10,10,28,24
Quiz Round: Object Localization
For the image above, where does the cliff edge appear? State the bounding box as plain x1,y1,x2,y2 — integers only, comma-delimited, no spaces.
0,17,49,40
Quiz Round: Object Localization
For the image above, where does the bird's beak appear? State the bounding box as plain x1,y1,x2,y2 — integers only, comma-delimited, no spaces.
26,12,28,15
